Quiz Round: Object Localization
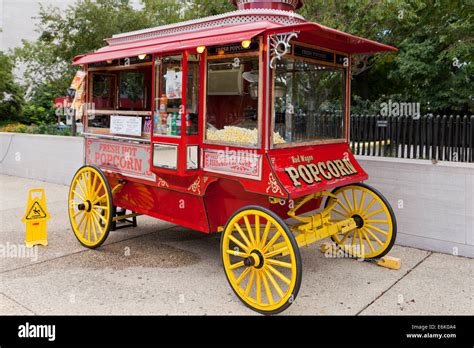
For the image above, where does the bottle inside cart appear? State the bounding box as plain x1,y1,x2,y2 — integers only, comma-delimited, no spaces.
167,112,173,135
153,112,160,134
176,112,182,136
171,112,177,136
185,113,192,135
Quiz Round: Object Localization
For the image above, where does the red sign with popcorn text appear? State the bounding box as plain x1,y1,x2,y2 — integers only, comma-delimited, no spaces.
86,138,155,181
269,142,368,199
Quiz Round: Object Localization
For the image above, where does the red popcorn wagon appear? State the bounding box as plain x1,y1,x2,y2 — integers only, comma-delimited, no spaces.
68,0,398,314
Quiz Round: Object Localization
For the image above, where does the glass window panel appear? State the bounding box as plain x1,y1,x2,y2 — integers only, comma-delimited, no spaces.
118,71,147,110
153,144,178,169
273,58,346,146
186,54,200,136
92,74,116,109
205,55,260,147
154,55,183,137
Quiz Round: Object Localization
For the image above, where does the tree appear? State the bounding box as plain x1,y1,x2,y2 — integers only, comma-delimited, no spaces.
0,52,24,121
300,0,473,114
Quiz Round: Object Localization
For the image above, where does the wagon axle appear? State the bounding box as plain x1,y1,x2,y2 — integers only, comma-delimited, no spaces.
244,250,264,268
77,201,92,212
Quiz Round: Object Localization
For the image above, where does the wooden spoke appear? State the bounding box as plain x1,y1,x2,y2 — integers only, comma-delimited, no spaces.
338,230,353,244
256,271,262,305
243,216,256,246
352,189,358,211
364,208,385,219
255,215,260,246
361,228,376,253
262,231,281,253
259,220,271,249
91,212,103,238
361,198,376,216
261,271,274,305
245,269,255,296
266,258,292,269
332,208,348,217
72,209,84,219
351,228,357,246
234,223,252,248
236,267,250,285
264,268,284,298
76,179,88,200
358,191,366,213
266,264,291,286
91,213,99,242
364,227,384,246
342,191,354,211
93,193,107,205
357,229,364,254
93,205,109,210
229,261,245,270
225,250,247,258
93,209,108,225
76,212,87,231
228,234,249,253
365,224,389,236
90,173,98,199
366,219,389,224
336,200,351,215
72,190,86,202
264,246,289,258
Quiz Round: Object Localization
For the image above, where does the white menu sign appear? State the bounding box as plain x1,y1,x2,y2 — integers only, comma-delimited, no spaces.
110,115,142,136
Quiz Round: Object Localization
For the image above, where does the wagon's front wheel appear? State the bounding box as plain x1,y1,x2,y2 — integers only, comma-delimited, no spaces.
221,206,302,315
68,165,113,249
327,183,397,259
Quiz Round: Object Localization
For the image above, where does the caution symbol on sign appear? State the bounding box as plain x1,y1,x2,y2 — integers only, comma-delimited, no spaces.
22,188,50,247
25,201,49,220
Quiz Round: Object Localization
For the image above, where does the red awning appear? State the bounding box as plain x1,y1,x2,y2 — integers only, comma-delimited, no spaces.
72,19,397,66
72,21,282,65
267,22,398,54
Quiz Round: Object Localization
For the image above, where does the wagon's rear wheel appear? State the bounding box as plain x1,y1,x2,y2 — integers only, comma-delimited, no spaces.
221,206,302,315
68,165,113,249
327,183,397,259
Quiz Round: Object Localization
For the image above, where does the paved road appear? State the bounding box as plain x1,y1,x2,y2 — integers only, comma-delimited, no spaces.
0,174,472,315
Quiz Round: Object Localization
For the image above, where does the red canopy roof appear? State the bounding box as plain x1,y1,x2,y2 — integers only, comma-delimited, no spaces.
72,19,397,66
72,21,281,65
267,22,398,54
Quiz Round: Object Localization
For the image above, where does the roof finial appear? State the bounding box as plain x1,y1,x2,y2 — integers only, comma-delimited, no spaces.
229,0,304,12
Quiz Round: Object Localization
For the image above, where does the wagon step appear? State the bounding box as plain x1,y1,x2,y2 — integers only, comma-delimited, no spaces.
111,207,141,231
320,242,401,270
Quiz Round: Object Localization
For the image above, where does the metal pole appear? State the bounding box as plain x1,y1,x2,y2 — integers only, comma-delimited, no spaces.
71,108,77,136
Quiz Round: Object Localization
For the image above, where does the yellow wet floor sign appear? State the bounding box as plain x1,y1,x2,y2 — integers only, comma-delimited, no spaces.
22,188,50,247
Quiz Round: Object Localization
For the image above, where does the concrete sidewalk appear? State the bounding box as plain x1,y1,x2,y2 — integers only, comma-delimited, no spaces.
0,174,472,315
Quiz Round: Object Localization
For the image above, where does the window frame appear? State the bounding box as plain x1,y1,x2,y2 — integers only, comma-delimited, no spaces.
270,41,350,149
153,54,185,139
202,37,264,149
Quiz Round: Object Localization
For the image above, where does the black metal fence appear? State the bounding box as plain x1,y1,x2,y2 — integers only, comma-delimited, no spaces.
350,114,474,163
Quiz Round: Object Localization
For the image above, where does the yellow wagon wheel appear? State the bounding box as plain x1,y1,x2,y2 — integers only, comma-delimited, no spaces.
327,183,397,259
68,165,113,249
221,206,302,315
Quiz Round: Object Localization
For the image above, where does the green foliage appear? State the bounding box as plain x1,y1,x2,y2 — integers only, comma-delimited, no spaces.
0,122,72,136
301,0,473,114
0,52,24,121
